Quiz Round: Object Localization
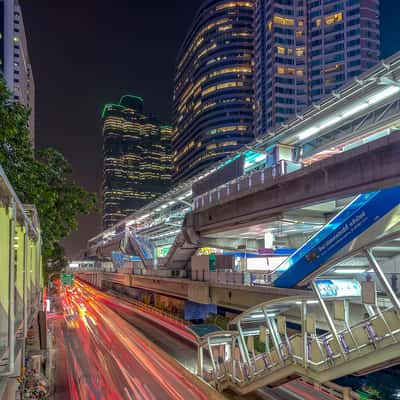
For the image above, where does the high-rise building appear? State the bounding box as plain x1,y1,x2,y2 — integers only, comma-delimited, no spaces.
0,0,35,144
173,0,255,183
102,95,172,229
254,0,380,136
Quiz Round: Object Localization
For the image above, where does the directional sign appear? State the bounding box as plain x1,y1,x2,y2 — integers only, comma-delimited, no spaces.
61,273,74,286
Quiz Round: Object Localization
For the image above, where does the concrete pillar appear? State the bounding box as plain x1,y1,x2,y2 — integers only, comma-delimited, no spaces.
225,342,231,361
301,302,308,368
343,387,352,400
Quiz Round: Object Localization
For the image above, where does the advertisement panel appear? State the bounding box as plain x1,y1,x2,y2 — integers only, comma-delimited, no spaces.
247,256,288,271
184,301,217,321
316,279,361,298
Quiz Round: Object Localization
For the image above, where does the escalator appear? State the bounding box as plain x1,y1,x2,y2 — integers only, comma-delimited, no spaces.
122,231,155,268
162,231,198,270
274,186,400,288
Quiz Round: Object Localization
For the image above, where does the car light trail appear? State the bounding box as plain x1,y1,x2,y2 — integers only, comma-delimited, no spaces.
54,280,212,400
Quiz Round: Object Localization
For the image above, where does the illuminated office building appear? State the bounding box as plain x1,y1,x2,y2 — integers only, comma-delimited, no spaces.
173,0,255,183
254,0,380,135
102,95,172,229
0,0,35,144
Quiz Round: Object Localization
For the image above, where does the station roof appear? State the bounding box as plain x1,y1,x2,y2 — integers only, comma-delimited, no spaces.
189,324,223,338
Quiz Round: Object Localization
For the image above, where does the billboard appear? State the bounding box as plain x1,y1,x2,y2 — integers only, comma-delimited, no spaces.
184,301,217,321
316,279,361,298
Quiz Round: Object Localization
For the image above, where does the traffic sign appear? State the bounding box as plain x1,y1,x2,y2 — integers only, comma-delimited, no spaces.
61,273,74,286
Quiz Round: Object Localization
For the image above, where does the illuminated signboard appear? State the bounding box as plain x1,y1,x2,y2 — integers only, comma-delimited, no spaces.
247,256,288,271
198,247,216,256
61,273,74,286
316,279,361,298
156,245,171,257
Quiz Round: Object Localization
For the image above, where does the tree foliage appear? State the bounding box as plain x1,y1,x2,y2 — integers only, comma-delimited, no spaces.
0,79,97,268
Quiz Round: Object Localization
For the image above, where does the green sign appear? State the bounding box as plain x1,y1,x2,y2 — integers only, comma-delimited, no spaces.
156,245,171,257
61,273,74,286
209,254,216,271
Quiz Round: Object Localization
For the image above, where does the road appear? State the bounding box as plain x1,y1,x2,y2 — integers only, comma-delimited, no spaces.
73,280,342,400
50,281,214,400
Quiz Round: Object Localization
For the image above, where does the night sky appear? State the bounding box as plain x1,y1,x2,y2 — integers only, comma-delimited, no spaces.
19,1,400,258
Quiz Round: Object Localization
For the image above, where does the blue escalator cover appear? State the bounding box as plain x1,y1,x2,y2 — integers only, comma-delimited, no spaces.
274,186,400,288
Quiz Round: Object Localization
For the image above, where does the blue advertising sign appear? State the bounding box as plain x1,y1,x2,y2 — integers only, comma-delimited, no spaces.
184,301,217,321
112,251,125,268
274,186,400,288
316,279,361,298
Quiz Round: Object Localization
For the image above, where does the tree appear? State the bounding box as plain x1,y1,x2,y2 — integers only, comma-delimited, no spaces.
0,79,97,268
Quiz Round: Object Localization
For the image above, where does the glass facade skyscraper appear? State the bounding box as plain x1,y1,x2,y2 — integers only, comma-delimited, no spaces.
173,0,255,183
102,95,172,229
254,0,380,136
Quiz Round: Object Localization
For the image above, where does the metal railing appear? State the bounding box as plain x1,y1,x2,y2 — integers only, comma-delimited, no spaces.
193,160,302,211
107,289,190,329
298,377,361,400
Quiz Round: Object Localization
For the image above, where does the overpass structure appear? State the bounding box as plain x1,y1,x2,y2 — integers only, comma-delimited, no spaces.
87,52,400,274
194,190,400,393
0,165,43,398
81,53,400,390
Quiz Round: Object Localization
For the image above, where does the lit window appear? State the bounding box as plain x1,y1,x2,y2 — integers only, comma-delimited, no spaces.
277,66,285,74
277,46,285,55
273,16,295,26
218,24,232,31
325,12,343,25
216,2,253,11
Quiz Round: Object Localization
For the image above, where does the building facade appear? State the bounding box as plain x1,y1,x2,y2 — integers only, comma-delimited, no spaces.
173,0,255,183
254,0,380,136
102,95,172,229
0,0,35,144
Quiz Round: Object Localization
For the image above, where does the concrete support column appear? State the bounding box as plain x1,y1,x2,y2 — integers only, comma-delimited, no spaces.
301,302,308,368
343,387,352,400
225,342,231,361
